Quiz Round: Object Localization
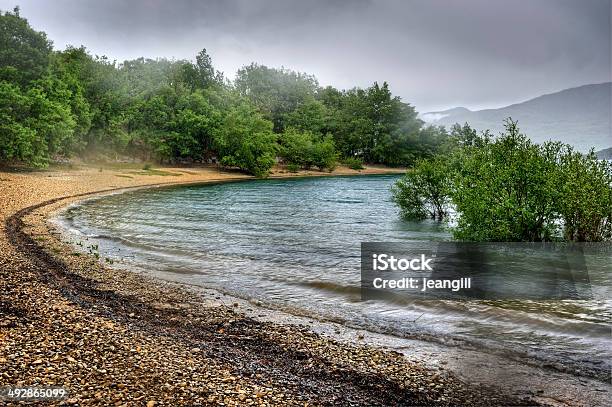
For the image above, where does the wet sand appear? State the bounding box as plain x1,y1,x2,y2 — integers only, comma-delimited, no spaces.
1,164,541,406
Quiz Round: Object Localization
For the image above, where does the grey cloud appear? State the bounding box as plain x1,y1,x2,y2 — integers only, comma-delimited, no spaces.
1,0,609,112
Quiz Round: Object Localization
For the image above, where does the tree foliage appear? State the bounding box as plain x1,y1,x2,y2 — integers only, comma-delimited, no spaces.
213,104,277,177
451,120,561,241
392,156,451,221
558,150,612,241
0,7,52,86
235,63,319,132
0,9,448,175
279,128,337,171
393,120,612,242
0,81,41,165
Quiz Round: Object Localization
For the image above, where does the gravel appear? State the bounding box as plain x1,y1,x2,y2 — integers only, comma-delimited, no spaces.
0,165,537,406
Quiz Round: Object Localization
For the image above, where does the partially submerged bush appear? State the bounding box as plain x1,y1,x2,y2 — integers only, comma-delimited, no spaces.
393,119,612,242
558,150,612,241
392,156,450,221
450,120,561,241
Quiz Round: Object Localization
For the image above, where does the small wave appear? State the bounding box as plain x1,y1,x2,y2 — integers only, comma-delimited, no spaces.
56,175,612,382
295,280,362,296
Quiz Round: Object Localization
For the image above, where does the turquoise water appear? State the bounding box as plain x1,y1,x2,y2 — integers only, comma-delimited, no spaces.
60,175,611,380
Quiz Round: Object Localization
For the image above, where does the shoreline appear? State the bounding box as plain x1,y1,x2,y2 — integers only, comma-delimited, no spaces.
0,164,600,406
51,177,612,407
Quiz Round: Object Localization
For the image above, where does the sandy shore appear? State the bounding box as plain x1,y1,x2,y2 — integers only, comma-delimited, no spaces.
0,164,534,406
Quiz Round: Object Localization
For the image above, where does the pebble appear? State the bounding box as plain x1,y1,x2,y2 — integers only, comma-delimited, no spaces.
0,167,534,406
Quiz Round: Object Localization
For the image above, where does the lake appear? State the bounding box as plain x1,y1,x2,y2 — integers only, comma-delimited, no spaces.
59,175,611,381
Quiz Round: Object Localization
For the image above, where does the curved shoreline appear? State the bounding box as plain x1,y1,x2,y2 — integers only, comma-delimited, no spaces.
50,172,612,407
0,165,508,406
0,165,606,406
53,177,610,384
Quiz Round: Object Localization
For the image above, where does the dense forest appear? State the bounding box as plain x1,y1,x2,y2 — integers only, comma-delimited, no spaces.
0,7,447,175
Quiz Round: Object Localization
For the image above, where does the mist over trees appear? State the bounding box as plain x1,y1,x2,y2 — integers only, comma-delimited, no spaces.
0,8,447,175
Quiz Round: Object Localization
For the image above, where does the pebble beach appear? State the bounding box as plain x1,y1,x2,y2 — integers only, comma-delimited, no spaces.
0,164,534,406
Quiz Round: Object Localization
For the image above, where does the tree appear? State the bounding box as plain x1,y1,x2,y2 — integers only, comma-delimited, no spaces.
213,104,277,177
321,82,434,166
0,13,87,165
283,98,327,135
451,119,561,241
170,90,222,159
311,135,337,171
235,63,319,131
0,80,75,167
279,128,313,167
49,51,93,153
438,122,490,154
0,81,41,165
279,128,337,171
558,149,612,241
0,7,53,86
27,75,77,158
67,53,130,154
119,56,178,98
194,49,224,89
392,156,451,220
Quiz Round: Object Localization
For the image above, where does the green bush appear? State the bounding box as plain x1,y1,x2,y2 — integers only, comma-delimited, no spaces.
392,119,612,242
279,128,337,171
342,157,364,170
450,120,561,241
311,135,337,171
558,149,612,241
279,128,312,167
392,156,450,220
286,163,299,173
0,80,76,167
213,104,277,177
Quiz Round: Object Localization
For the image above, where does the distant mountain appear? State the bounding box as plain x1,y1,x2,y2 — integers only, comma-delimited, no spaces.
420,107,471,122
422,83,612,152
596,147,612,160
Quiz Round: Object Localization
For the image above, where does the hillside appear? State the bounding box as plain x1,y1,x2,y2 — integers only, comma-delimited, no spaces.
423,83,612,152
596,147,612,160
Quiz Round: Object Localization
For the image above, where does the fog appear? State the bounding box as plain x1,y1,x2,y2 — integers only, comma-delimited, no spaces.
1,0,610,112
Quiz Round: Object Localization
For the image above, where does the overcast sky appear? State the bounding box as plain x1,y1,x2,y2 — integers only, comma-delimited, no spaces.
2,0,610,112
